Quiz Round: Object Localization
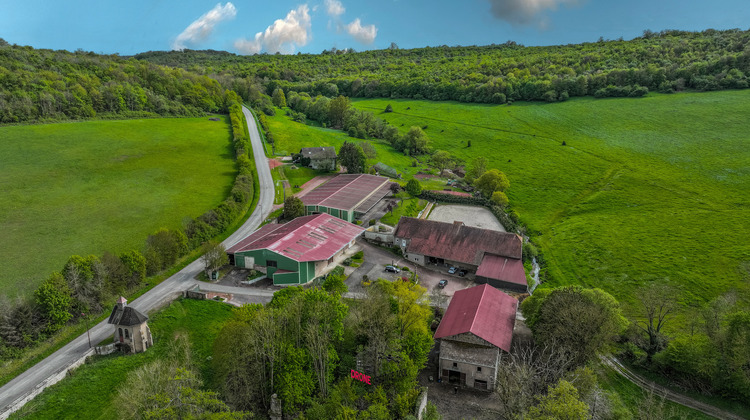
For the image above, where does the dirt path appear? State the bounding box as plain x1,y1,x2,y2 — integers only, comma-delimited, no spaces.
601,356,745,420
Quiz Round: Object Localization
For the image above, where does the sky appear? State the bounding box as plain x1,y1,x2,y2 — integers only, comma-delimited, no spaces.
1,0,749,55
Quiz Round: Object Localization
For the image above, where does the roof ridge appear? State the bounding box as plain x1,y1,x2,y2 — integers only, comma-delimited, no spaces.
469,284,488,337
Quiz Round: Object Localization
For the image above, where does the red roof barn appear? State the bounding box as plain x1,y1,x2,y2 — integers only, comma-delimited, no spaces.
434,284,518,390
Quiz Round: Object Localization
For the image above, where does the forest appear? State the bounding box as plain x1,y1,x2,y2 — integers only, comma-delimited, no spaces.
135,29,750,103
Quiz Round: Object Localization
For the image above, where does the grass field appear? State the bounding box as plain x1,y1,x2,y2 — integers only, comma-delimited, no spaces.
266,110,420,178
0,117,236,296
10,299,234,420
352,91,750,320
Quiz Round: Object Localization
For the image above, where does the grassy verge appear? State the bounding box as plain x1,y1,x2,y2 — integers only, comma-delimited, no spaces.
10,299,234,419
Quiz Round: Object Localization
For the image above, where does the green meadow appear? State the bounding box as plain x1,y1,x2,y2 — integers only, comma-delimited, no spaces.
351,91,750,316
10,299,233,419
0,117,236,296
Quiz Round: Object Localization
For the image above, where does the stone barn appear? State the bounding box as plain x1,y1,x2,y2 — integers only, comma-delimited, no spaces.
434,284,518,391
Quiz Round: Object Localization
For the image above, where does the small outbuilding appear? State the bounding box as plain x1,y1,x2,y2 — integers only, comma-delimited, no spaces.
434,284,518,391
299,147,337,171
107,297,153,354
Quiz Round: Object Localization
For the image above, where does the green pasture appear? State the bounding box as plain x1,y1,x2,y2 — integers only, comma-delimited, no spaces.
11,299,234,419
265,110,418,178
0,117,236,296
380,198,428,226
352,92,750,318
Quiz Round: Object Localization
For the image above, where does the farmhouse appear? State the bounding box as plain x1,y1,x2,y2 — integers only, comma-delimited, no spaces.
299,146,337,171
434,284,518,390
302,174,392,223
226,213,364,285
107,297,153,354
394,217,527,292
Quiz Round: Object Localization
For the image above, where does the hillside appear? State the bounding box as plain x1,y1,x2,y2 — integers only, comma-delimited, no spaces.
0,41,227,123
136,29,750,103
351,92,750,313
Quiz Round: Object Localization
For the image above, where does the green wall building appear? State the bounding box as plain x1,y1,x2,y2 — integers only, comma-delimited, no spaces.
227,213,365,285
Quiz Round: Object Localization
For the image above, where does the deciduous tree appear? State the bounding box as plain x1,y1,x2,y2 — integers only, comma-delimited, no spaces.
474,168,509,198
282,196,305,220
338,141,366,174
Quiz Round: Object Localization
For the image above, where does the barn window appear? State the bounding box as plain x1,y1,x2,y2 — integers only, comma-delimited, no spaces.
124,329,130,339
267,260,278,268
477,367,482,372
452,362,457,368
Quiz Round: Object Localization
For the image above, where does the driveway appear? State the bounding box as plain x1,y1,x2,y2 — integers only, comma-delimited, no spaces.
346,240,475,305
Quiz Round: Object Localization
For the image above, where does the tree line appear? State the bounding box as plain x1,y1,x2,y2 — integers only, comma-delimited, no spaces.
137,29,750,104
0,96,254,363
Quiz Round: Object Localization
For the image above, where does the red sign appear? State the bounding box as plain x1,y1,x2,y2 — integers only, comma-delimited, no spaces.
350,369,371,385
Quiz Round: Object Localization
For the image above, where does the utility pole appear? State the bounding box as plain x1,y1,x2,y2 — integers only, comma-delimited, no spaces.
82,313,92,348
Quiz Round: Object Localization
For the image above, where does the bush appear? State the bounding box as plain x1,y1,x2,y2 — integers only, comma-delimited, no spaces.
343,258,353,266
353,251,364,259
369,219,377,226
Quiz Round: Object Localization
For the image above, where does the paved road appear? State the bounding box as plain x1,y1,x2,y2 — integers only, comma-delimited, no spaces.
0,106,274,418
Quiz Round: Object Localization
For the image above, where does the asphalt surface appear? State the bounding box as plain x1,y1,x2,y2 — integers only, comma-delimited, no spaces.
0,105,274,417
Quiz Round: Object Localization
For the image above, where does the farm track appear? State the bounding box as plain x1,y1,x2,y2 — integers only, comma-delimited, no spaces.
601,356,746,420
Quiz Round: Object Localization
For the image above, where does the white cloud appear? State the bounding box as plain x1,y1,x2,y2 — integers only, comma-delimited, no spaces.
345,18,377,44
325,0,345,17
234,5,312,54
486,0,578,27
172,3,237,50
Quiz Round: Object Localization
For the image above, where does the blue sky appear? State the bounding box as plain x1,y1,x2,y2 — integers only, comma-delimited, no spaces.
1,0,748,55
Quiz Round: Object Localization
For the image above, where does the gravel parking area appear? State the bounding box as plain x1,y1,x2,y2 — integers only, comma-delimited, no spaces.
427,205,505,232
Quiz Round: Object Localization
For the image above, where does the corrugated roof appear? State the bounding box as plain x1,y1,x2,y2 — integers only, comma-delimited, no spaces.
302,174,390,210
475,254,527,287
434,284,517,352
394,217,522,265
226,213,365,262
354,182,393,214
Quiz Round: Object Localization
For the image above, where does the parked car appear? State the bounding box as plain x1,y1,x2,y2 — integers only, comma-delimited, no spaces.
448,266,457,274
458,269,468,277
385,265,401,273
438,279,448,288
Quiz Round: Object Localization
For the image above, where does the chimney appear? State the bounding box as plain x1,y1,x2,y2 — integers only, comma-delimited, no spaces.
117,296,127,309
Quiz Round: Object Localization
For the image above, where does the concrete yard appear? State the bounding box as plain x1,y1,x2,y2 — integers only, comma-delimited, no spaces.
427,205,505,232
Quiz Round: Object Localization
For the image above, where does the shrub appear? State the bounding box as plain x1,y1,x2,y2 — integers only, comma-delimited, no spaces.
353,251,364,259
369,219,377,226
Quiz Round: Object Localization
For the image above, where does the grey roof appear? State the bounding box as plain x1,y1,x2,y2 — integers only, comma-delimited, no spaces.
108,305,148,326
300,147,336,160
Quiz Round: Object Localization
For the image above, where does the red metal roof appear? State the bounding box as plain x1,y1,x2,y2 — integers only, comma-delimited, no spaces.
434,284,517,352
302,174,390,210
475,254,527,287
226,214,365,262
394,217,522,265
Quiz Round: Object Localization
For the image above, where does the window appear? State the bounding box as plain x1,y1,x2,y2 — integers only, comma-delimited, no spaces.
124,329,130,339
452,362,457,368
477,367,482,372
267,260,278,268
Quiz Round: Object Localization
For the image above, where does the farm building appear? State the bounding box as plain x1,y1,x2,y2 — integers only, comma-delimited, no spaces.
434,284,518,390
299,146,337,171
107,297,153,354
394,217,527,292
301,174,392,223
226,213,365,285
